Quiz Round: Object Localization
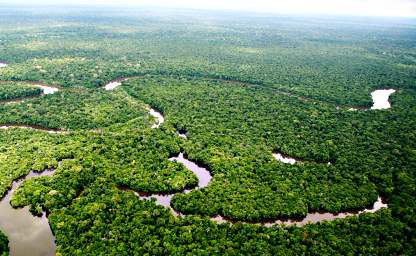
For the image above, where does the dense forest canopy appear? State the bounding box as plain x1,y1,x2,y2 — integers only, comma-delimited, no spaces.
0,5,415,255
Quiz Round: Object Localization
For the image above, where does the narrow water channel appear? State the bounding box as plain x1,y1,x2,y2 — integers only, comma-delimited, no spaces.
211,196,387,227
0,169,56,256
140,153,212,216
0,83,63,133
0,124,64,134
0,63,7,68
148,108,165,129
129,149,386,227
0,82,59,105
123,109,388,226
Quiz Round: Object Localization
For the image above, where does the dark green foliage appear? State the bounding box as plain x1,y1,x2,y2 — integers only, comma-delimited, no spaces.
0,5,415,256
0,230,8,256
0,129,76,197
0,232,9,256
46,184,414,255
0,88,151,130
122,76,414,221
0,82,42,101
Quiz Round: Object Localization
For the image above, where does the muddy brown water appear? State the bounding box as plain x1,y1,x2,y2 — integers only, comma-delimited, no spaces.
0,168,56,256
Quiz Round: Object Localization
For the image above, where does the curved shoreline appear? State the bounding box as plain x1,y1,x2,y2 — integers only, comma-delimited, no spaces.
126,152,388,227
0,81,60,104
0,93,44,104
0,81,60,90
212,196,388,227
103,76,144,91
148,107,165,129
0,70,395,256
113,81,389,226
0,168,57,256
272,151,332,165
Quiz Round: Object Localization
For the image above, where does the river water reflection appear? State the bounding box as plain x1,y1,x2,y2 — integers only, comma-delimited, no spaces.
0,169,56,256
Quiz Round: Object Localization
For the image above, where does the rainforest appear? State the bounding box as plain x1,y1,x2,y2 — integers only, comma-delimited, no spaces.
0,4,415,256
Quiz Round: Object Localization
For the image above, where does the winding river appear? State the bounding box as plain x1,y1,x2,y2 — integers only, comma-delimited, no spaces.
212,196,387,227
0,73,393,254
148,108,165,129
0,168,56,256
98,78,388,226
0,82,63,134
131,149,387,226
33,84,59,95
0,81,59,102
127,127,388,227
104,81,123,91
103,77,165,129
138,153,212,217
272,152,331,165
0,63,7,68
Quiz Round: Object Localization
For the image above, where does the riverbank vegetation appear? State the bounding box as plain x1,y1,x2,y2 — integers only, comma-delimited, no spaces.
0,82,42,101
0,89,151,130
122,75,416,222
0,5,415,255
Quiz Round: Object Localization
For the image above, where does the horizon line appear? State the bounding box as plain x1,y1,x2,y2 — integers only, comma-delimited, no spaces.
0,3,415,19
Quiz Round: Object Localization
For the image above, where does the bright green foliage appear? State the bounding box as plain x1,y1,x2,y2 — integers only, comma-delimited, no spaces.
0,129,75,197
0,5,415,256
0,89,151,130
10,130,195,213
122,76,416,221
46,183,413,255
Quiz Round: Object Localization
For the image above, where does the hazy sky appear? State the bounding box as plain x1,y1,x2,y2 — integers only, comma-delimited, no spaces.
1,0,415,17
